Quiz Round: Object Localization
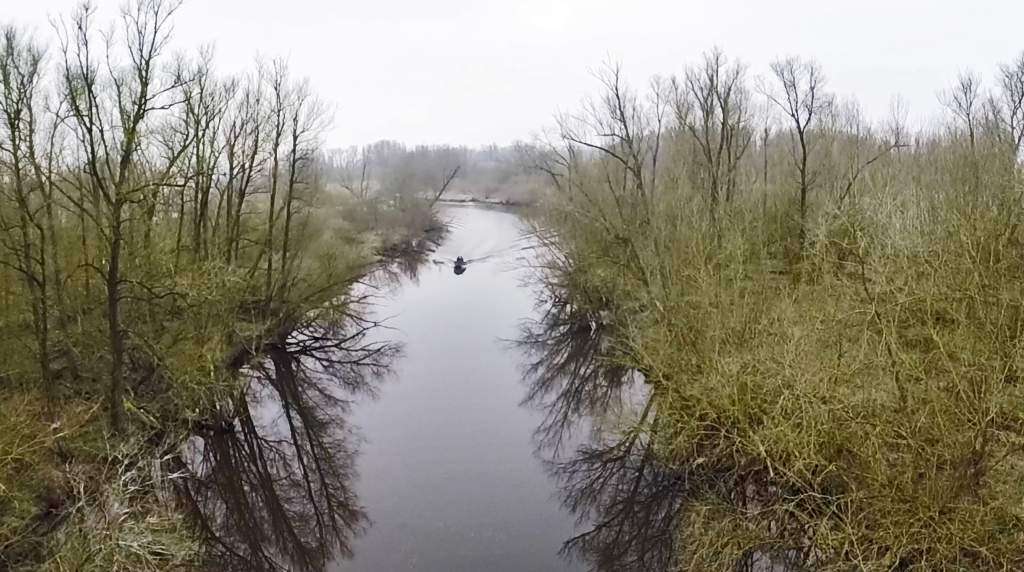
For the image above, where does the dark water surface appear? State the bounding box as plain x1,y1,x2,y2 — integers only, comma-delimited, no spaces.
336,205,584,571
181,205,667,571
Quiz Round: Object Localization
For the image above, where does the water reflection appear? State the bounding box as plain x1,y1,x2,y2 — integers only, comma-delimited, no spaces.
518,284,631,452
520,278,687,571
176,305,400,572
370,224,446,288
340,205,582,571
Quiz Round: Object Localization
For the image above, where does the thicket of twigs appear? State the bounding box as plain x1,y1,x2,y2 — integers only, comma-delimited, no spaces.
532,51,1024,570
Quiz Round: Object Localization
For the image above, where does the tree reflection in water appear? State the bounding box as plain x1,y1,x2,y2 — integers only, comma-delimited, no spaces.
176,304,400,572
519,285,687,571
372,228,445,288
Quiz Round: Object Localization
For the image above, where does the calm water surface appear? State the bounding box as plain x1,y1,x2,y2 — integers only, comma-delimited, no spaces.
336,205,584,571
182,204,672,571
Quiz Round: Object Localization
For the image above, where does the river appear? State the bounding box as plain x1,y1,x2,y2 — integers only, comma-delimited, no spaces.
337,204,584,571
181,204,663,571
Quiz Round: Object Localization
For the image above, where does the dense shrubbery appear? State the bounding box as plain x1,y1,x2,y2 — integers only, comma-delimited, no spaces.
533,54,1024,569
0,2,438,569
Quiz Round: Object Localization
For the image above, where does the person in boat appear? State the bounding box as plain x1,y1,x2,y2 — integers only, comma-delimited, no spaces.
454,256,467,275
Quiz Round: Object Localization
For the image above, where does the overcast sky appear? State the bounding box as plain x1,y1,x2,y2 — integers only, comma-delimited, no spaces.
5,0,1024,148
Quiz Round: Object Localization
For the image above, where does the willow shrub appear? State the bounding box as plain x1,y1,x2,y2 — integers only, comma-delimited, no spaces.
542,148,1024,568
667,191,1024,568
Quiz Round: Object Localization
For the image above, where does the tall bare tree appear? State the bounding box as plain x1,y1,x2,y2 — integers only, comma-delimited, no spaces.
942,71,982,152
222,73,266,265
56,0,189,433
988,54,1024,164
279,79,328,285
179,47,229,264
263,58,290,298
673,48,754,221
0,26,56,401
764,56,831,247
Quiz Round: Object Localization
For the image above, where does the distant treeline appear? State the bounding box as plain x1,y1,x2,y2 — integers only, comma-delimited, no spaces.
322,141,548,205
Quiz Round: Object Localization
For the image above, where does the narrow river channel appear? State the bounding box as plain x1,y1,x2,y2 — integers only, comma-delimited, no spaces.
336,205,584,571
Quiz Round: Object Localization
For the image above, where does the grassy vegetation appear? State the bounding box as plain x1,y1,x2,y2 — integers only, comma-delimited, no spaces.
532,56,1024,569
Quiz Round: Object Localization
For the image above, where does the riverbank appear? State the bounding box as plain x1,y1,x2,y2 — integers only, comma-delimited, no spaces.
0,208,446,572
529,61,1024,569
435,196,533,208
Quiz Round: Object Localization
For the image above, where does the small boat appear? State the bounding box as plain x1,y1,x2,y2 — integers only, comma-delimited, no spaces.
454,256,467,275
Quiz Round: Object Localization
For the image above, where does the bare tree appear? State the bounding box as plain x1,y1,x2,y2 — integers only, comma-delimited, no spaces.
222,72,266,265
942,71,982,151
827,99,907,205
673,48,754,221
334,146,372,200
263,58,290,298
759,103,774,236
0,26,56,401
181,47,229,263
560,63,663,230
427,164,461,207
279,79,329,284
547,63,669,293
763,56,831,247
988,54,1024,163
56,0,189,433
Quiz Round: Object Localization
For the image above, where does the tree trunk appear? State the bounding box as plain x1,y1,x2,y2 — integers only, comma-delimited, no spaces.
107,203,126,433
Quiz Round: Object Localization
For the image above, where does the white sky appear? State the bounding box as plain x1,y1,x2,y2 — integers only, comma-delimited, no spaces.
5,0,1023,148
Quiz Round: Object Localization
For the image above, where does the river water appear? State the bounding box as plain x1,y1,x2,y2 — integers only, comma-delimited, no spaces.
181,204,662,571
337,205,584,571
